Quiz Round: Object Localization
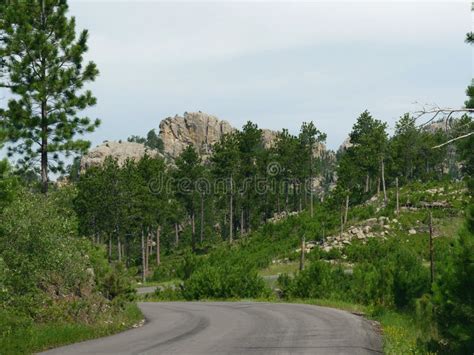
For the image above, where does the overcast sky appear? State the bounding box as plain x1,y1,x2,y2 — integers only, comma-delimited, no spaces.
69,0,473,150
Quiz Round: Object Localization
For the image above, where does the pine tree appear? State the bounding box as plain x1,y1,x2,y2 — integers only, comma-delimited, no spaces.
335,111,388,204
0,0,100,192
211,132,240,242
390,114,420,182
174,146,202,250
237,122,264,232
298,121,326,217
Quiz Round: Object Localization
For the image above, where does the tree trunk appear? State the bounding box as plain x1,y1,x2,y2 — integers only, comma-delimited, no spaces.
108,236,112,260
117,235,121,262
344,194,349,225
40,100,49,193
304,183,308,210
310,153,314,218
429,211,434,286
156,226,161,265
377,177,380,196
192,212,196,251
381,158,387,205
175,223,179,247
396,177,400,215
141,230,146,283
240,206,244,237
340,206,344,237
365,174,369,193
229,176,233,243
299,183,302,212
276,183,280,213
200,194,204,243
293,181,297,211
299,236,305,271
144,232,149,275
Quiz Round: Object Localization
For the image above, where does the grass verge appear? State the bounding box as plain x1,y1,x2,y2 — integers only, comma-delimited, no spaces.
0,303,143,354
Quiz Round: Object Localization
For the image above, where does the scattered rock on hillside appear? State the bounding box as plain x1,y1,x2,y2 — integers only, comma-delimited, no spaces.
268,211,300,224
419,201,451,208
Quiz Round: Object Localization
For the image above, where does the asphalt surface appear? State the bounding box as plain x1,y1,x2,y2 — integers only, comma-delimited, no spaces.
41,302,382,355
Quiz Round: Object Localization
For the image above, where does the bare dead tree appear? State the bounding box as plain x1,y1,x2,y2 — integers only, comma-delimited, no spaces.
411,105,474,148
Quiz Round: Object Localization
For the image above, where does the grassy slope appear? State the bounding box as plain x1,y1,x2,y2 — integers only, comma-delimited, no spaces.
0,304,143,355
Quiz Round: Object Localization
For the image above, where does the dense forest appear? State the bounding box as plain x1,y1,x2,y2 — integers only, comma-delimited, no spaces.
0,1,473,354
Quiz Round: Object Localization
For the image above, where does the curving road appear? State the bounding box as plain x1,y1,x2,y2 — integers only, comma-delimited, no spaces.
41,302,382,355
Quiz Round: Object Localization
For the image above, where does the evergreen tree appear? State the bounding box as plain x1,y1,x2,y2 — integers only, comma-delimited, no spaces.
336,110,388,203
298,121,326,216
273,129,300,212
237,122,264,232
211,132,240,242
389,114,420,183
0,0,100,192
174,146,203,250
146,129,164,152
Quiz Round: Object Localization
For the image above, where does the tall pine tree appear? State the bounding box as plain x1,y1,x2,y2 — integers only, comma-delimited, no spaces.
0,0,100,192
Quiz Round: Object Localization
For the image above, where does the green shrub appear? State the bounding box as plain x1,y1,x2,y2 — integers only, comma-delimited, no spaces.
101,262,136,303
351,262,395,308
182,263,269,300
278,261,350,300
178,250,200,280
350,240,429,309
152,287,184,301
433,226,474,353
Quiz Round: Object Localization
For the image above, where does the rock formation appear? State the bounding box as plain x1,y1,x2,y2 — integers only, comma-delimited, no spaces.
159,112,234,161
80,141,161,170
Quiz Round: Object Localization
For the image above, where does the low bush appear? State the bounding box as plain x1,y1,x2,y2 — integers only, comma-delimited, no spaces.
280,239,430,310
182,263,270,300
279,261,349,300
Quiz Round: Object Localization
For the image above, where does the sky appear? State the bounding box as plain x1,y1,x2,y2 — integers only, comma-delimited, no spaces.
68,0,473,150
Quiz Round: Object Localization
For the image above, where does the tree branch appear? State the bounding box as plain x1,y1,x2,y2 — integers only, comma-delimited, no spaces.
432,131,474,149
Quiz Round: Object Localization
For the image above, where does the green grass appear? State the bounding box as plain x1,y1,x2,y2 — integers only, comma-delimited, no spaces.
258,261,302,277
436,216,464,238
375,310,432,355
0,303,143,355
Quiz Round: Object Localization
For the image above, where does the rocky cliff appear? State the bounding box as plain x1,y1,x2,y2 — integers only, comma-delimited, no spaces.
159,112,234,161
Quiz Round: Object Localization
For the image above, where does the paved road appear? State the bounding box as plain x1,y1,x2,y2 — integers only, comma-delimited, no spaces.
41,302,382,355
